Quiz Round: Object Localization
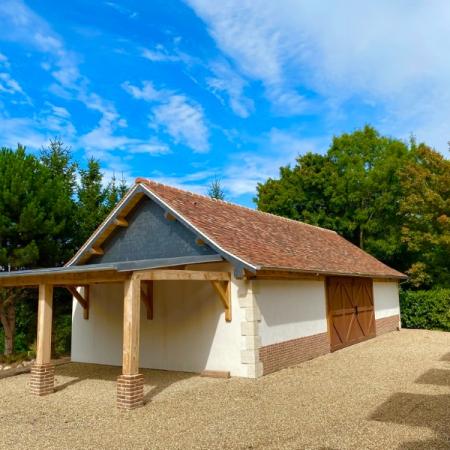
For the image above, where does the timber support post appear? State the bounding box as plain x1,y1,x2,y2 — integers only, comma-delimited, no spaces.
117,276,144,410
30,284,55,396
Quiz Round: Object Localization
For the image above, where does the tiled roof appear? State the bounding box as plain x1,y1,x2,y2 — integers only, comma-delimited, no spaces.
137,179,406,279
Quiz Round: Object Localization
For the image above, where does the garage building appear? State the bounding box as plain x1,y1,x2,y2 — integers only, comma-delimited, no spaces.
0,178,406,409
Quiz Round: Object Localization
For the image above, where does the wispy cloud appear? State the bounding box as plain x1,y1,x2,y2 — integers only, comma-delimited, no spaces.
123,80,210,152
186,0,450,149
0,0,169,165
221,129,326,197
206,60,254,118
104,1,138,19
145,129,326,200
141,45,182,63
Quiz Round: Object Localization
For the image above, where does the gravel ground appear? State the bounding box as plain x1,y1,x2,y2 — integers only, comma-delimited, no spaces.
0,329,449,450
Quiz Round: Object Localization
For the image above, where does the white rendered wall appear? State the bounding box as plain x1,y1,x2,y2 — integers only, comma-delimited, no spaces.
373,281,400,319
255,280,327,347
71,264,244,376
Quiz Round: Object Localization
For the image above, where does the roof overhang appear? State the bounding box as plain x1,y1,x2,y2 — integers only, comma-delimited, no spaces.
0,254,224,287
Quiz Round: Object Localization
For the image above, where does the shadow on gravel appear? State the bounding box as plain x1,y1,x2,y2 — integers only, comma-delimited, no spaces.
370,392,450,449
415,368,450,387
53,362,195,403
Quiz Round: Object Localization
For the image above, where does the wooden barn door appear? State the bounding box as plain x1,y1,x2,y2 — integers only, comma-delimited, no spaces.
326,277,376,351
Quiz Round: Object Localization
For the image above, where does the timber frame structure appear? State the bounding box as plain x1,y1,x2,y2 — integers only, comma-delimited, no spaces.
0,267,232,409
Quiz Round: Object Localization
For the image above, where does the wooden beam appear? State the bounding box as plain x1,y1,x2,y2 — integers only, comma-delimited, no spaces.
122,277,141,375
114,217,128,227
36,284,53,365
248,270,325,281
0,270,129,288
210,280,231,322
90,246,104,256
140,280,153,320
164,211,176,222
66,286,89,320
133,269,231,282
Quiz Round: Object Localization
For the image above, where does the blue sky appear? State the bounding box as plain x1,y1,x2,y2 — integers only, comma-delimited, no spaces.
0,1,449,206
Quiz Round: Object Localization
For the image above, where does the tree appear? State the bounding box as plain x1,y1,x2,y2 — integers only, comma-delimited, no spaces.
0,144,76,354
76,158,108,245
400,144,450,287
104,172,129,212
256,126,411,269
208,178,225,200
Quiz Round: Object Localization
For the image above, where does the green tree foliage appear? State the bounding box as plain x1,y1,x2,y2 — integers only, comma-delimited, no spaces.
105,172,129,212
257,126,410,268
0,144,77,354
400,144,450,287
0,142,127,356
208,178,225,200
256,125,450,288
76,158,108,245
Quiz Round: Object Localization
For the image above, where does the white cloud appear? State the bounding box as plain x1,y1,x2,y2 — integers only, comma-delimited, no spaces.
104,1,138,19
78,93,169,157
221,129,327,197
0,104,77,150
0,0,81,90
0,72,24,95
206,60,254,118
141,46,181,63
186,0,450,150
123,81,210,152
122,80,165,102
152,95,209,153
0,1,168,164
146,129,326,200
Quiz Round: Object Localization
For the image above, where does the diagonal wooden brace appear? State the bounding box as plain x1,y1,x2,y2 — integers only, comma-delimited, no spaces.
210,280,231,322
66,285,90,320
140,280,153,320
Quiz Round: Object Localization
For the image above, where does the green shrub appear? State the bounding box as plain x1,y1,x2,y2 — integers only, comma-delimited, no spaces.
53,314,72,357
400,289,450,331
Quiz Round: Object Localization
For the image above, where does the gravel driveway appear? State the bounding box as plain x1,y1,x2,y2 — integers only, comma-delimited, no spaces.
0,329,449,450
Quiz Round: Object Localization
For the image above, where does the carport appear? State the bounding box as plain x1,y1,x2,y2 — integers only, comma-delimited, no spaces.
0,258,231,409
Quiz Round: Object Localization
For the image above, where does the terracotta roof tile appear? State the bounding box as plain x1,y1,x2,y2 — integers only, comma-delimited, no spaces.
137,179,406,279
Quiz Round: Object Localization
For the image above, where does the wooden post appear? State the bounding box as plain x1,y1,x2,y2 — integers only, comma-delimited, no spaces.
30,284,55,396
117,277,144,410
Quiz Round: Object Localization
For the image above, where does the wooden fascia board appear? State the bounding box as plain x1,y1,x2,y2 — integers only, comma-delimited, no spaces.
0,270,129,287
132,269,231,281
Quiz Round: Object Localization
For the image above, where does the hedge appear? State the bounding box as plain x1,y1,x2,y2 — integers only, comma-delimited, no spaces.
400,288,450,331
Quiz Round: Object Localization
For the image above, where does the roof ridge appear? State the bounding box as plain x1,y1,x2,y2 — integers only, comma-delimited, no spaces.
136,178,337,235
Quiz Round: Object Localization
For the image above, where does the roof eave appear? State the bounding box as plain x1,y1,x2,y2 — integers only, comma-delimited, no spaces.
257,266,407,280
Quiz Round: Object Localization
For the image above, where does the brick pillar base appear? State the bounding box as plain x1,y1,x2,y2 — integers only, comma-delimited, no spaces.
117,374,144,410
30,363,55,396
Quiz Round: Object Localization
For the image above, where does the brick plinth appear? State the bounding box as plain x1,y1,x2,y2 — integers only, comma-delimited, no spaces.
29,363,55,396
376,315,400,335
260,332,330,375
117,374,144,410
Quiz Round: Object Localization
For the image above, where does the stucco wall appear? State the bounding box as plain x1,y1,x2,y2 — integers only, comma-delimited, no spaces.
373,281,400,319
71,264,244,376
255,280,327,347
